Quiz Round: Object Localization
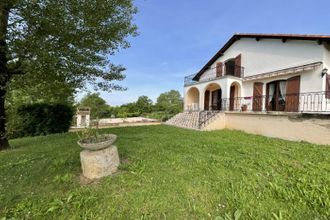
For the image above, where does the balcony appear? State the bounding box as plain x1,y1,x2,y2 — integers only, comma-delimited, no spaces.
184,65,244,86
217,91,330,113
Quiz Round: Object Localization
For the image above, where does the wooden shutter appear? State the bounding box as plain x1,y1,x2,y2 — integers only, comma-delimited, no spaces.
326,74,330,99
234,54,242,77
229,86,235,111
216,62,223,77
204,90,210,110
285,75,300,112
252,82,263,111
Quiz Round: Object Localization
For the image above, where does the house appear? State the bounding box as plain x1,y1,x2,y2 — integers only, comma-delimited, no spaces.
167,33,330,145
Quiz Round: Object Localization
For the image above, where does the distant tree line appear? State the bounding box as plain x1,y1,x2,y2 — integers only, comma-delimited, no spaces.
79,90,183,121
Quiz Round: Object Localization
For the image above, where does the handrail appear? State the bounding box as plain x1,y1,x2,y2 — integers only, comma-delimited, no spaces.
184,65,245,86
218,91,330,113
198,110,220,128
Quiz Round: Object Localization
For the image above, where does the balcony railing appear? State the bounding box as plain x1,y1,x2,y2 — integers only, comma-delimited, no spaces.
184,74,197,86
218,91,330,113
184,65,244,86
185,91,330,113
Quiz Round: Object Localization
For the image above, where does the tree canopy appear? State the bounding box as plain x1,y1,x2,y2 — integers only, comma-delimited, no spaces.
155,90,183,114
0,0,138,150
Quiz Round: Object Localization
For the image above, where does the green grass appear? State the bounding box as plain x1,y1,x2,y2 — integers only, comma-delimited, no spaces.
0,125,329,219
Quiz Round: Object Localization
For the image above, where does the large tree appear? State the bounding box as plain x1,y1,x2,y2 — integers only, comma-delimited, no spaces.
0,0,137,150
156,90,183,114
135,95,153,114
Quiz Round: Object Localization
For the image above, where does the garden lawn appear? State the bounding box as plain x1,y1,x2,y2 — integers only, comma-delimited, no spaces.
0,125,329,219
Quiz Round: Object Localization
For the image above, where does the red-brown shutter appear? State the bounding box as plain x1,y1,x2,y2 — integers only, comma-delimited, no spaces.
252,82,263,111
204,90,210,110
216,62,223,77
285,75,300,112
234,54,242,77
229,86,235,111
326,74,330,99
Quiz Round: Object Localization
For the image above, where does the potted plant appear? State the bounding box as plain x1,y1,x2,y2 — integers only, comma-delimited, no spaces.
77,128,117,151
241,104,248,112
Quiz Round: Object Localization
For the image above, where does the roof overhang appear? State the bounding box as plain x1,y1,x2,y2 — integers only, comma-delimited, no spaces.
243,62,323,81
192,33,330,81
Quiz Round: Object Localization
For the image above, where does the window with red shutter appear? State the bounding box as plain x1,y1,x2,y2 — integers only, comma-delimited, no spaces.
234,54,242,77
216,62,223,77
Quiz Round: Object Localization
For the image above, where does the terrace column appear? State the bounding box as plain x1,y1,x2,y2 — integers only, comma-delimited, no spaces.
199,87,204,111
262,83,267,111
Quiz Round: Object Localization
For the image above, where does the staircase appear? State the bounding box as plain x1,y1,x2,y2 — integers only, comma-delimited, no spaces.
165,111,220,130
165,112,200,130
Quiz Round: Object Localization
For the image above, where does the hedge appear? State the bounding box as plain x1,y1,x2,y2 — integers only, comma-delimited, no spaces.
8,103,74,138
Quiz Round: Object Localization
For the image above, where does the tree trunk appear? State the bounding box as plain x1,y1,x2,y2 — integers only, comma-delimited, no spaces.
0,89,9,150
0,2,10,150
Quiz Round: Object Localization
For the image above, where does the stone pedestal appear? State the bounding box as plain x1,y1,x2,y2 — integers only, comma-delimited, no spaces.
80,145,120,179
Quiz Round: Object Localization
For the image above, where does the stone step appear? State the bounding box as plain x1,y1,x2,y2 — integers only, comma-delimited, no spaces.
165,111,220,130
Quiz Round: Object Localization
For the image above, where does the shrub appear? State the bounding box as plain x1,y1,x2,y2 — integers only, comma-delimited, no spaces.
8,103,74,138
143,111,174,122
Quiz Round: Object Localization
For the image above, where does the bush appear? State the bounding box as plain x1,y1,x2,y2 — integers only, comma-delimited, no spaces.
143,111,174,122
8,103,74,138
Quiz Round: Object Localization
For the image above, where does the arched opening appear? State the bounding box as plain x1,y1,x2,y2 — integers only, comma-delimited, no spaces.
186,87,200,111
229,82,241,111
204,83,222,111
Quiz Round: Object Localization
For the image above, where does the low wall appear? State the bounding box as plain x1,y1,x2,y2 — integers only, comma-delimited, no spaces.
204,112,330,145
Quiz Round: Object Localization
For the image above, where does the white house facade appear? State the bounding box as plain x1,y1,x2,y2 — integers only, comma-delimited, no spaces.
183,34,330,113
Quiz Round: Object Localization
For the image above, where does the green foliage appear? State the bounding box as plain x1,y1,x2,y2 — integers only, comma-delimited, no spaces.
155,90,183,114
135,95,153,114
143,111,173,122
79,93,111,119
5,0,138,92
1,0,138,149
8,103,74,138
1,126,329,219
76,128,100,142
108,91,182,120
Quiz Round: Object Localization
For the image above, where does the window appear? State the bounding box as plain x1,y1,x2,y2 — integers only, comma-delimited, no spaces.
225,59,235,76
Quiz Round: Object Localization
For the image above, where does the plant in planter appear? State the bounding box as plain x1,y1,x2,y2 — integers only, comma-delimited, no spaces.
77,128,120,179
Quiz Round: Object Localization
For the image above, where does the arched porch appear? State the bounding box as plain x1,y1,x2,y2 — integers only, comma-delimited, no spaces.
203,83,222,111
229,82,242,111
185,87,200,111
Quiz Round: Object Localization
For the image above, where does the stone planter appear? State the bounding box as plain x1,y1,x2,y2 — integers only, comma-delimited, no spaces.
77,134,117,151
78,134,120,179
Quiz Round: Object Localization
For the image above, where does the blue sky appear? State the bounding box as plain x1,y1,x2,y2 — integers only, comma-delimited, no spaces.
80,0,330,106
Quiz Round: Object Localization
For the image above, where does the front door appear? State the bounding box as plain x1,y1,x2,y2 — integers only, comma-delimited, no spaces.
285,75,300,112
211,89,222,110
253,82,263,111
204,90,210,110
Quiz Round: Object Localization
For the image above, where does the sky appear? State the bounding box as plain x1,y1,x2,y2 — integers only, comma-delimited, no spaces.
78,0,330,106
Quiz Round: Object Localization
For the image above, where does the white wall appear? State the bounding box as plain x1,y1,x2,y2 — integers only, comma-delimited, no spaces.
203,112,330,145
200,38,324,79
323,44,330,91
324,44,330,68
242,67,323,97
185,39,328,111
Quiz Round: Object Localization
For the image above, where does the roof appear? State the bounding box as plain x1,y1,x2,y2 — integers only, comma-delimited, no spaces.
193,33,330,81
